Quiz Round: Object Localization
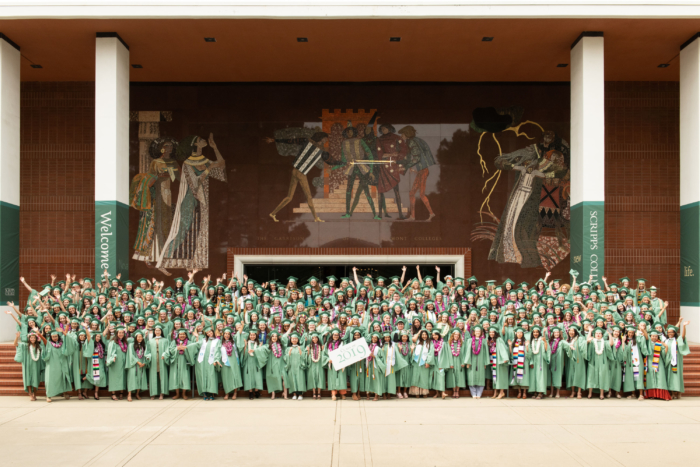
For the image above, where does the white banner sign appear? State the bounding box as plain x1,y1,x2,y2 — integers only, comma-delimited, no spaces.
328,338,371,371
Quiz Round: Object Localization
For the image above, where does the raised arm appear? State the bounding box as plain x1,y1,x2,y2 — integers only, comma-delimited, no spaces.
400,265,406,286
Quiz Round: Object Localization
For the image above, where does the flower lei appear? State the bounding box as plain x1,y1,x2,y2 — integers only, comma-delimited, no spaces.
176,337,188,354
397,342,410,357
117,340,128,353
222,339,233,356
433,339,443,357
311,343,321,362
450,339,462,357
50,337,63,349
135,345,145,359
272,342,282,358
551,338,560,354
471,336,483,355
594,338,605,355
30,344,41,361
488,338,497,355
532,338,542,354
328,339,341,352
367,343,377,362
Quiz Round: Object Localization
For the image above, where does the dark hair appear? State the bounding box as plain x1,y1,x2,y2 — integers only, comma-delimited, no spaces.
342,127,357,138
379,123,396,134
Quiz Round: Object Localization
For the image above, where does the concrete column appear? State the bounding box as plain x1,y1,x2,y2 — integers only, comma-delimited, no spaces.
0,34,20,342
95,33,129,281
570,32,605,282
680,33,700,342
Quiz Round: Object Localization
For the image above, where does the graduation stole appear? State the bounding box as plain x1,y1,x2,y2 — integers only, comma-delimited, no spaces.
489,339,498,380
197,339,217,365
668,338,678,372
512,340,525,379
92,346,101,380
384,344,395,377
652,341,663,372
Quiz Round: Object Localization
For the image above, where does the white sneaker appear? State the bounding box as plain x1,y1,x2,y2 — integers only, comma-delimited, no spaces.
292,395,297,400
298,395,303,401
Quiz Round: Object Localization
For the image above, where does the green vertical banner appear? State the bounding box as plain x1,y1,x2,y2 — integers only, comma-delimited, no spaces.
0,201,19,302
570,201,605,281
681,202,700,306
95,201,129,281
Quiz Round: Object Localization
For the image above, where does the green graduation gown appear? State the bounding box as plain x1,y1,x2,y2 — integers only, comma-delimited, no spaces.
305,344,326,390
284,344,307,393
527,338,550,393
645,340,670,390
563,337,587,389
145,337,169,396
667,337,690,393
239,338,265,391
68,337,93,390
488,337,511,390
189,338,221,395
257,342,285,393
609,339,623,392
445,340,467,388
42,340,72,397
509,339,530,388
586,338,613,391
14,342,42,391
219,339,243,394
168,338,193,390
126,343,149,392
375,343,409,395
106,339,128,392
82,339,108,389
394,342,412,388
548,339,565,389
622,338,646,392
325,344,348,391
465,338,489,387
430,344,449,391
410,342,434,390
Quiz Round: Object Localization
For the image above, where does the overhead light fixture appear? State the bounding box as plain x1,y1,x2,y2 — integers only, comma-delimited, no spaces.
30,64,42,69
204,37,216,43
556,63,568,68
482,37,494,42
131,64,143,69
658,63,669,68
390,37,401,42
297,37,308,42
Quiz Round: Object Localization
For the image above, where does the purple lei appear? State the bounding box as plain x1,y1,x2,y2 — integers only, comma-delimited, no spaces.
433,339,443,356
135,345,145,359
551,338,560,354
222,340,233,356
117,340,128,353
50,338,63,349
176,337,188,354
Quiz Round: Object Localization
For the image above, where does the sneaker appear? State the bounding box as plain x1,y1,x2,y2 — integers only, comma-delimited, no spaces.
298,395,303,401
292,395,297,400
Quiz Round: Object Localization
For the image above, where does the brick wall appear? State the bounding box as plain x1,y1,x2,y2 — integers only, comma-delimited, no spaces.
19,82,95,302
605,82,680,322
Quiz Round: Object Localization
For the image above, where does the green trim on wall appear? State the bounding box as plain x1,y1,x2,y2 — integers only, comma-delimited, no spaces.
681,202,700,304
570,201,604,281
95,201,129,280
0,201,19,301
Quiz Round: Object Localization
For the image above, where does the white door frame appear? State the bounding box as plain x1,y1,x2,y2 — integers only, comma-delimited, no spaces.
233,255,465,279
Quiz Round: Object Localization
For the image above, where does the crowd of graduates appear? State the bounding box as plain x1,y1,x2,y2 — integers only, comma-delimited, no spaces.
6,265,691,403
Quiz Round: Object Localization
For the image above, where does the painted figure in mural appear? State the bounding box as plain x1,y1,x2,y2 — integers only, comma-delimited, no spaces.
487,132,569,268
129,137,180,268
398,125,436,221
375,124,408,219
156,133,227,274
266,131,331,222
537,131,570,254
336,126,378,219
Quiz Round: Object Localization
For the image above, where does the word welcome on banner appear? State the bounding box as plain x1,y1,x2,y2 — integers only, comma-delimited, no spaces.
329,338,371,371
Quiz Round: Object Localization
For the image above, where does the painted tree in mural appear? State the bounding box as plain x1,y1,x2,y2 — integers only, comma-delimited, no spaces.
469,107,570,270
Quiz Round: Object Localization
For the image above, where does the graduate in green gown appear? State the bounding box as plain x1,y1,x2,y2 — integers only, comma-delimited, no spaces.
219,327,243,400
465,326,489,399
126,331,149,401
82,329,108,399
548,327,565,398
430,329,449,399
69,329,92,399
306,332,326,399
189,327,222,400
526,326,550,399
13,330,42,401
607,325,624,398
394,330,412,399
586,328,613,399
509,328,530,399
37,328,72,402
445,329,466,398
667,322,691,399
258,330,286,399
375,331,409,399
325,329,348,400
145,324,170,399
409,329,433,397
168,329,193,399
621,326,646,400
106,327,129,400
486,327,510,399
239,328,265,399
563,325,587,399
645,330,671,400
284,332,307,399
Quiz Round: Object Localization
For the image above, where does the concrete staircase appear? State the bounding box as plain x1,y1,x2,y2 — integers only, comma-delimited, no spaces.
1,342,698,397
293,179,406,214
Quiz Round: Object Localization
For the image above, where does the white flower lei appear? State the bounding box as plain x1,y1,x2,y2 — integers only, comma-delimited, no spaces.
594,338,605,355
532,338,542,355
29,344,41,362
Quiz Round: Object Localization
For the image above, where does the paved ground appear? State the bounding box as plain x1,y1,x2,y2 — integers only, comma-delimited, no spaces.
0,394,698,466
